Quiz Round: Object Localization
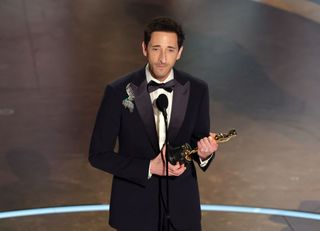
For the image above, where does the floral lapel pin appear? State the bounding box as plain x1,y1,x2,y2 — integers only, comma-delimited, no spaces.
122,83,135,112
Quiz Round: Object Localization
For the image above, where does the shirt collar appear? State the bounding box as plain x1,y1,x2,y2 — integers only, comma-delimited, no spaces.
145,63,174,84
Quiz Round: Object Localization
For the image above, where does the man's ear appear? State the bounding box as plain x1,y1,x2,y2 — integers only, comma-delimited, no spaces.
176,46,184,60
142,41,147,57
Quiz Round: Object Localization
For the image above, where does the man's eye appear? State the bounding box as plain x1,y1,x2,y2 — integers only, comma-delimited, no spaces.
168,49,175,52
152,48,159,51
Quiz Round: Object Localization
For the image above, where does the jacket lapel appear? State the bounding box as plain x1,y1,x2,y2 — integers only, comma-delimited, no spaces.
168,70,190,143
131,70,159,153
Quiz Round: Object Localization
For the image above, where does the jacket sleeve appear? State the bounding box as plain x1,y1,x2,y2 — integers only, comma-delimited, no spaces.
89,85,150,187
190,83,215,171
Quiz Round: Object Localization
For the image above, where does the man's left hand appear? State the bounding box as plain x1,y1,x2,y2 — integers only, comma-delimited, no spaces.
197,133,218,160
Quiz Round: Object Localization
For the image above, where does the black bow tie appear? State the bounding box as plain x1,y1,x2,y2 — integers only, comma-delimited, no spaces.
147,79,176,93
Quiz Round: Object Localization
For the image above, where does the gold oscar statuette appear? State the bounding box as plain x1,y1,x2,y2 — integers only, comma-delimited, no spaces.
182,129,237,162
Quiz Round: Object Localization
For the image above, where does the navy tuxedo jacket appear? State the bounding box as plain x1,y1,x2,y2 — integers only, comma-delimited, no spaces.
89,68,214,230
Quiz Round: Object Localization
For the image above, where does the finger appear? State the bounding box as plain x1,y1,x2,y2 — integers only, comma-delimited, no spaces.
169,169,181,176
209,132,216,139
198,139,208,152
168,162,184,173
197,141,204,153
168,163,180,171
170,166,186,176
162,145,166,153
206,140,216,153
208,135,217,146
203,137,218,153
198,139,205,148
208,137,219,152
172,164,186,171
202,137,211,148
161,146,166,155
174,164,185,171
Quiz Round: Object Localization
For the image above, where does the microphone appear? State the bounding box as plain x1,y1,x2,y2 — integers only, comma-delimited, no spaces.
156,94,168,118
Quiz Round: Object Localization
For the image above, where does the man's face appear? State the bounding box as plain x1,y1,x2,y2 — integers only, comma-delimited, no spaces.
142,31,183,82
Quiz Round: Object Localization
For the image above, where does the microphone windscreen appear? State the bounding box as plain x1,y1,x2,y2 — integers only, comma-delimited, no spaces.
156,94,168,112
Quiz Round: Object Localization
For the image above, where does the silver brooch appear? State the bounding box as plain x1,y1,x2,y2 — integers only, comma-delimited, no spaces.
122,83,135,112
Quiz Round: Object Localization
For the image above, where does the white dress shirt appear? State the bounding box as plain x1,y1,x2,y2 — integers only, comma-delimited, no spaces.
146,65,174,150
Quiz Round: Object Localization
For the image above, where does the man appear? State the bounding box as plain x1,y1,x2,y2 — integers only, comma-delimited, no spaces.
89,17,218,231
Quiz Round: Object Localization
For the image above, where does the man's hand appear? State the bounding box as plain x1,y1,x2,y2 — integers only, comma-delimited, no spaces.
197,132,218,160
150,145,186,176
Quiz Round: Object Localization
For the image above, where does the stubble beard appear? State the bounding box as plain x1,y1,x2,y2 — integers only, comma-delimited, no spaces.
149,64,171,82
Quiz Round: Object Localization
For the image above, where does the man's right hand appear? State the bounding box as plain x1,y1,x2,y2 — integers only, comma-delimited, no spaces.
150,145,186,176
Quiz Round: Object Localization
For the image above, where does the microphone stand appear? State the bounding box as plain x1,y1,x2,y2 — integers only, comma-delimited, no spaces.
156,93,174,231
162,109,170,231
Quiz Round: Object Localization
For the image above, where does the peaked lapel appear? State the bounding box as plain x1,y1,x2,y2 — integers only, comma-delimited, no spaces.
168,70,190,143
130,70,159,153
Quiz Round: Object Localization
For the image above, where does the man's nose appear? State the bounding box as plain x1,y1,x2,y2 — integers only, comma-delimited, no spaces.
159,50,167,64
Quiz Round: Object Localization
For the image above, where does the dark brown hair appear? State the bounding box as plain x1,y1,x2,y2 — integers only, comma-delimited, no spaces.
144,17,185,49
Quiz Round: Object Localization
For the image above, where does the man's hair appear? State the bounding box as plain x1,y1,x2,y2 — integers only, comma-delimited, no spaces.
144,17,185,49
